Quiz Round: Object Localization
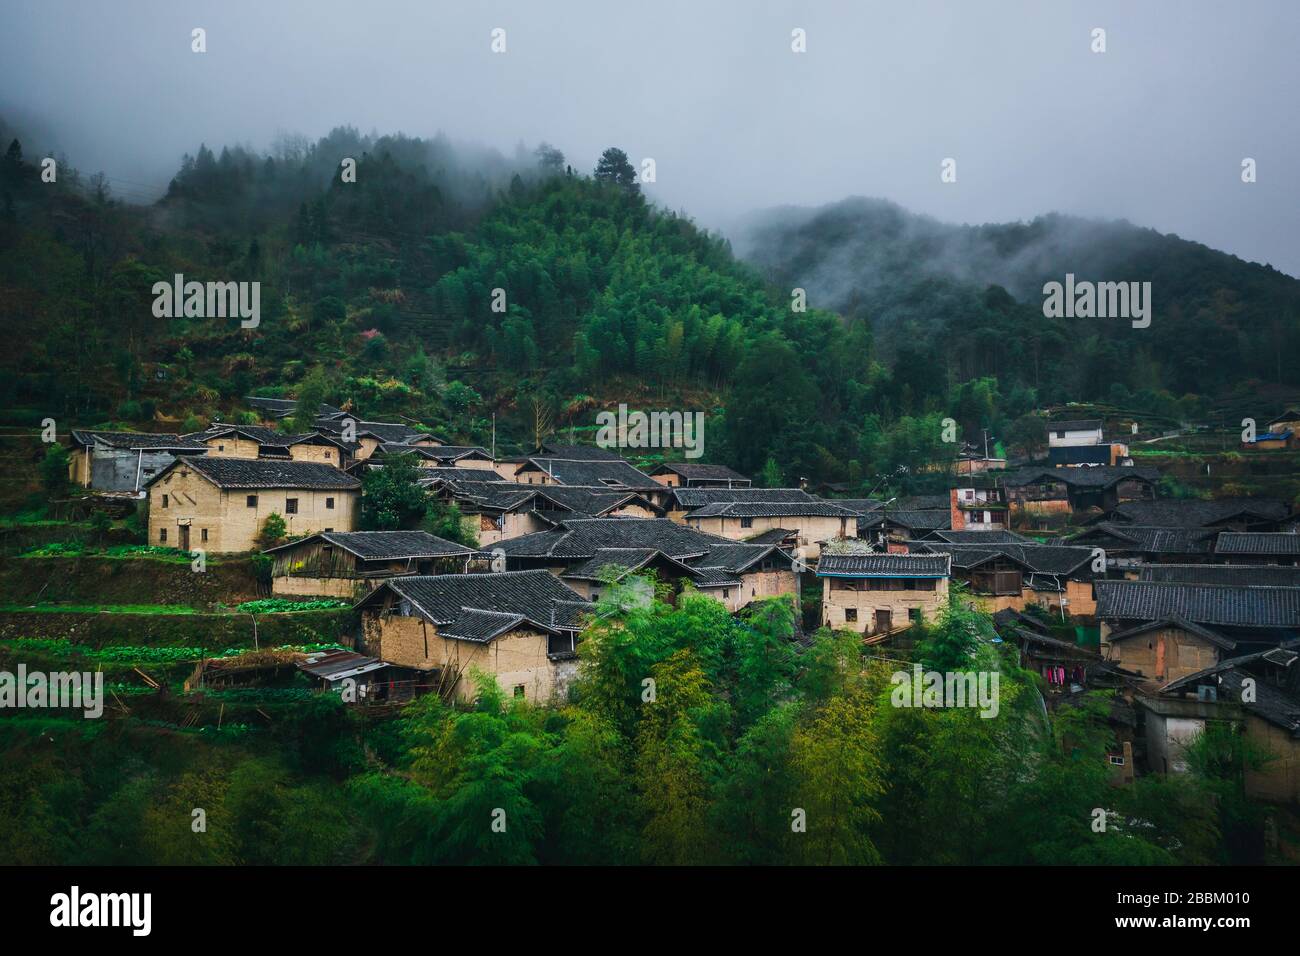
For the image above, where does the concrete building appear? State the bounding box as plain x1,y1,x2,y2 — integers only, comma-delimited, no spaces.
69,430,209,494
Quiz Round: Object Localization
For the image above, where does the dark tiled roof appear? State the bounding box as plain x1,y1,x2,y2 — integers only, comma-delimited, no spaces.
1004,466,1160,490
1082,523,1217,554
931,530,1030,544
199,425,325,448
1095,581,1300,628
1141,564,1300,587
315,419,423,443
374,569,586,636
686,500,859,518
1107,498,1288,527
1215,532,1300,555
743,528,798,545
671,487,816,509
817,553,951,577
158,456,360,490
654,462,750,482
497,518,726,560
894,495,950,511
534,485,657,517
688,567,743,588
537,443,627,461
417,467,506,483
926,542,1094,575
71,430,208,451
378,443,492,462
1105,616,1238,651
859,509,952,532
562,548,699,583
521,457,660,489
696,542,783,573
265,530,474,560
439,609,527,642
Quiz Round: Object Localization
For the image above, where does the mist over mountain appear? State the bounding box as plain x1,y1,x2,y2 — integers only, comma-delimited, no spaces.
735,197,1300,398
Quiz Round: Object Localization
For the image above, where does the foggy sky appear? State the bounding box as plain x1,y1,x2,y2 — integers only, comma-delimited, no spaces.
2,0,1297,276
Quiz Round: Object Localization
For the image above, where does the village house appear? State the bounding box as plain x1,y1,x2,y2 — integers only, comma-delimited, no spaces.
294,649,394,702
664,486,820,523
426,478,663,546
191,424,356,468
1095,580,1300,685
354,569,590,704
817,552,951,636
264,530,478,599
312,418,427,460
1070,523,1219,571
505,454,666,502
496,517,800,611
859,507,952,549
68,430,209,494
948,477,1010,532
922,541,1099,616
145,456,360,553
1048,418,1105,448
683,499,859,559
1266,408,1300,436
1214,532,1300,566
1002,466,1158,521
650,462,752,489
1143,641,1300,801
373,443,497,471
953,441,1007,474
1100,497,1290,532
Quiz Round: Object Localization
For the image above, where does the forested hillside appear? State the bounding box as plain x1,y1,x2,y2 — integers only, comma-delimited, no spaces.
740,197,1300,408
4,123,1300,495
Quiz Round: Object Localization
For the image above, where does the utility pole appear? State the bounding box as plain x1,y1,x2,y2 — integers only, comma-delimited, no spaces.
491,412,496,459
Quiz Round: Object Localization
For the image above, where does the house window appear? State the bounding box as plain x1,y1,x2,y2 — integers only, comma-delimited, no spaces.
1108,755,1126,766
218,445,225,452
201,528,208,542
246,495,258,507
159,528,167,542
908,608,922,622
162,494,169,508
591,592,600,601
845,608,858,622
325,497,335,509
325,451,332,460
286,498,299,514
723,589,731,599
513,685,526,699
740,517,754,528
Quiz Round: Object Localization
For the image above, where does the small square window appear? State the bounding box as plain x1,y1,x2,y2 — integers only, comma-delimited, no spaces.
325,497,335,509
325,451,331,459
218,445,225,452
513,685,526,699
286,498,299,514
246,495,258,508
740,517,754,528
845,608,858,623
